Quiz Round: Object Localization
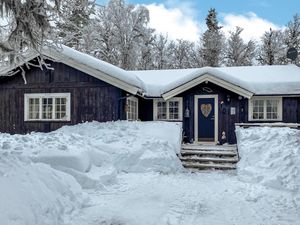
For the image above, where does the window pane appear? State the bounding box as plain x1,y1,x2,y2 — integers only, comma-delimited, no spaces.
266,100,279,119
55,97,67,119
169,101,179,120
252,99,264,119
28,98,40,119
157,101,167,119
42,98,53,119
126,98,138,120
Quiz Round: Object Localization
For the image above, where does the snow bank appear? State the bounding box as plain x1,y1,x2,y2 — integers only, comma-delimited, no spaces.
236,126,300,194
0,154,84,225
0,121,183,189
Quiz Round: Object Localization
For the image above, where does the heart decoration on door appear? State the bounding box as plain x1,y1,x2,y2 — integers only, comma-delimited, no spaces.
201,104,212,118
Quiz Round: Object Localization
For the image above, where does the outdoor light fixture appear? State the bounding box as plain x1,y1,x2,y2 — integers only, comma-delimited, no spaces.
184,101,190,118
184,107,190,118
226,95,231,103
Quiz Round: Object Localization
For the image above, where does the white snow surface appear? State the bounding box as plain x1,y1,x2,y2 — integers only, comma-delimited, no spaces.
0,154,84,225
130,64,300,96
236,126,300,194
0,121,183,188
1,122,300,225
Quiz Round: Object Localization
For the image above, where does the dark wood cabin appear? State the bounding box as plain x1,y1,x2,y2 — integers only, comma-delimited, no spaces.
1,46,300,145
0,60,131,134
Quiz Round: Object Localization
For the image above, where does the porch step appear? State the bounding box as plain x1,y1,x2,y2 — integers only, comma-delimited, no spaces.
181,149,237,157
182,161,237,170
179,155,239,163
182,145,237,151
180,144,239,171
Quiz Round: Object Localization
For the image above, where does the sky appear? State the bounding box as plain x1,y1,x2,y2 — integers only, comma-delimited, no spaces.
95,0,300,42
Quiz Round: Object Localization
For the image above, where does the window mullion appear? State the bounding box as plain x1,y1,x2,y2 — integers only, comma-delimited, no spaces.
53,97,56,120
264,100,267,120
39,97,42,120
166,100,169,120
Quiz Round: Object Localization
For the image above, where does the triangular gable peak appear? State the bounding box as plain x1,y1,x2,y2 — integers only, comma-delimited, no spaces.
161,73,254,100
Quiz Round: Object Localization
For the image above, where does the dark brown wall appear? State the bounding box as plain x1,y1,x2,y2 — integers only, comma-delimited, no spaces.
0,61,123,134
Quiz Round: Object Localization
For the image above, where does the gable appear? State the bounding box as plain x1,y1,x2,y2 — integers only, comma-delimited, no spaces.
161,73,254,100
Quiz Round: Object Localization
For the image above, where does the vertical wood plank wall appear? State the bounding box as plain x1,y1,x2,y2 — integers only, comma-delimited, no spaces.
0,61,124,134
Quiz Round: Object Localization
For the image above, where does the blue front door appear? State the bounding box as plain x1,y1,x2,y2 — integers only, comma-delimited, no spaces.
198,97,215,142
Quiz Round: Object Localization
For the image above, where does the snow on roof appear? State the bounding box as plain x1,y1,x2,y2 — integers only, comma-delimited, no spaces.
2,45,300,97
130,65,300,97
48,46,145,92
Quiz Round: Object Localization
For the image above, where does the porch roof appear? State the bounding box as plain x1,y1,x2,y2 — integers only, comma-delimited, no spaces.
130,65,300,99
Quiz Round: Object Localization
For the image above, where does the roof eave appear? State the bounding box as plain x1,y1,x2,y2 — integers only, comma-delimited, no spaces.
162,73,254,100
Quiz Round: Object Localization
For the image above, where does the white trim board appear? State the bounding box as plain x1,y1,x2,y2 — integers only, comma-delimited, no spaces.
248,96,283,121
194,94,219,144
24,93,71,121
153,97,183,121
162,74,254,100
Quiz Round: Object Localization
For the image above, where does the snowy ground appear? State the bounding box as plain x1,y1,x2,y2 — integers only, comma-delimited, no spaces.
1,122,299,225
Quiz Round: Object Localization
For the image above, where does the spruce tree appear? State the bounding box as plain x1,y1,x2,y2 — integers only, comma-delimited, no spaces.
200,8,225,67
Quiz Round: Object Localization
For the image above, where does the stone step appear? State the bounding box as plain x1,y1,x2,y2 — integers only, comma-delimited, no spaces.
181,149,237,157
182,161,237,170
179,156,239,163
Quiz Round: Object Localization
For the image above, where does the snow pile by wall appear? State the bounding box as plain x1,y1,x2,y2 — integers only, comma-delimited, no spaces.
0,121,183,188
0,154,84,225
236,126,300,194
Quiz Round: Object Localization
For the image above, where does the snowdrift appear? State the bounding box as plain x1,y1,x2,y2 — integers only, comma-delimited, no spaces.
0,121,183,188
236,126,300,194
0,154,84,225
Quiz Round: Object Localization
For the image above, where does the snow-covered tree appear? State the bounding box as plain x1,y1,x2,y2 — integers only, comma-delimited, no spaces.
56,0,94,51
137,32,155,70
152,34,169,69
284,14,300,64
258,28,285,65
225,27,256,66
0,0,75,79
200,8,225,67
169,39,196,69
93,0,153,70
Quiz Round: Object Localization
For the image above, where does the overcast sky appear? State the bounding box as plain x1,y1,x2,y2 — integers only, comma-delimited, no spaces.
95,0,300,42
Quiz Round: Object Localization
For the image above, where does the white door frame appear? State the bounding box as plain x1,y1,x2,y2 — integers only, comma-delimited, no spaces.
194,95,219,144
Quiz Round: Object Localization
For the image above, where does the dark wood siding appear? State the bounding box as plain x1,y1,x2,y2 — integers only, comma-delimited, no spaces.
283,97,298,122
178,82,244,144
0,61,124,134
138,97,153,121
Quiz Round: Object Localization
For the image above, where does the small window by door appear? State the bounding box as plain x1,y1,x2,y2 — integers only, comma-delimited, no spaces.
126,96,138,121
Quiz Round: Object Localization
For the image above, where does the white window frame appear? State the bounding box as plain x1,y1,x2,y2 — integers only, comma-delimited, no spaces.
248,96,283,121
24,93,71,121
153,97,183,121
126,96,139,121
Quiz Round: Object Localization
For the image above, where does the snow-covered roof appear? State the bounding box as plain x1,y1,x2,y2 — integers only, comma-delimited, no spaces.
0,45,145,95
130,65,300,98
2,45,300,99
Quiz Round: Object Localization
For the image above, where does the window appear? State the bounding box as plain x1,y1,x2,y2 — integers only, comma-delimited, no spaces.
153,97,183,121
249,97,282,121
24,93,71,121
126,96,138,120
